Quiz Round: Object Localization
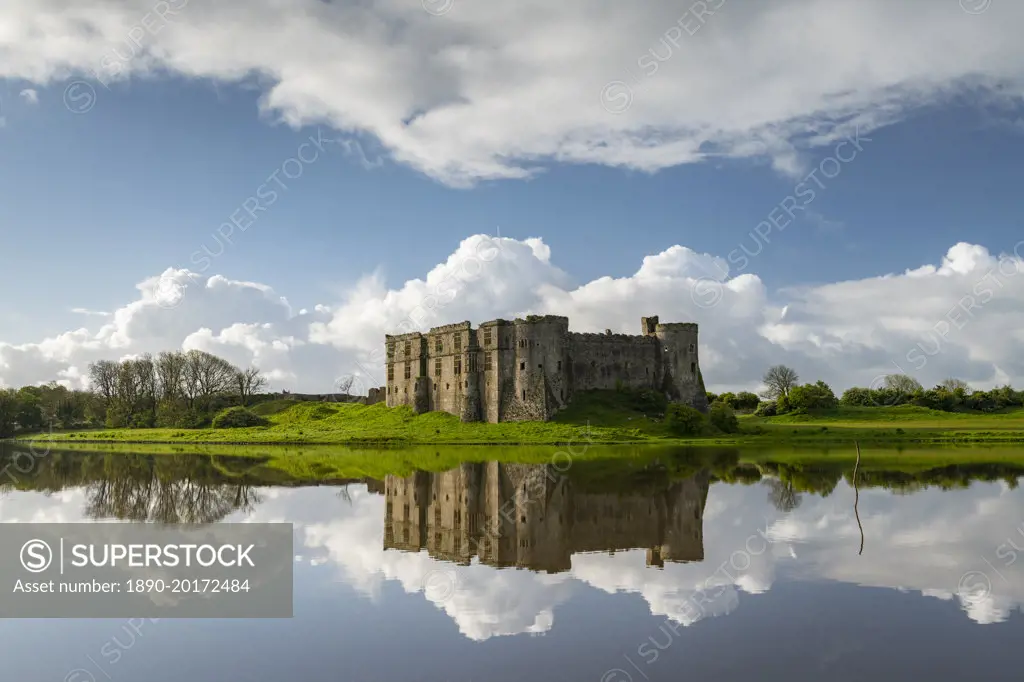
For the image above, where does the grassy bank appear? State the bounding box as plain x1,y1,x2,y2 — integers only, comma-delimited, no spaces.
14,395,1024,447
3,440,1023,495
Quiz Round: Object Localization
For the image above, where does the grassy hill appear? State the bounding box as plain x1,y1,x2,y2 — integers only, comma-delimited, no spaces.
17,395,1024,446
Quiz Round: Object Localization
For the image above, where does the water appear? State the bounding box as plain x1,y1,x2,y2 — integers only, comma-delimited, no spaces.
1,444,1022,681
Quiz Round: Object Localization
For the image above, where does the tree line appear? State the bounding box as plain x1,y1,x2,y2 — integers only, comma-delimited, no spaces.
0,350,268,437
751,365,1022,415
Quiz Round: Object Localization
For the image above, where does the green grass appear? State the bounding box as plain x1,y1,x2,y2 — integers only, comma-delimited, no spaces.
5,440,1023,494
15,395,1024,447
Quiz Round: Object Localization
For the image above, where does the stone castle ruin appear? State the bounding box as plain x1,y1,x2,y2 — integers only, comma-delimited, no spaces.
385,315,707,422
383,463,710,572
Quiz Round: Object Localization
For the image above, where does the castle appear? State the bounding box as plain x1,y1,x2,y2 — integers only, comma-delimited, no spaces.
383,462,709,572
385,315,707,422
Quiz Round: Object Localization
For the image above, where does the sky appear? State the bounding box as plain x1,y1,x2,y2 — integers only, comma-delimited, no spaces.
1,0,1024,393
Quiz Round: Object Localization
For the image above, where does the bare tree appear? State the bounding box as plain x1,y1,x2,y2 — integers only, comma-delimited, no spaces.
884,374,922,395
940,377,970,394
181,350,236,410
88,360,120,406
156,351,187,403
235,367,268,406
766,478,802,512
762,365,799,399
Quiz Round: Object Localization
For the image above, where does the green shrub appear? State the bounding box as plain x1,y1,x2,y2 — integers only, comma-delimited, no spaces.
840,387,874,407
733,391,761,411
709,401,739,433
665,404,707,436
789,381,838,411
754,400,777,417
212,407,269,429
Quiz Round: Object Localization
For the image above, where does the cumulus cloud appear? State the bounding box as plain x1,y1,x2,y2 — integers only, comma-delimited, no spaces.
17,88,37,104
1,0,1022,184
4,236,1024,393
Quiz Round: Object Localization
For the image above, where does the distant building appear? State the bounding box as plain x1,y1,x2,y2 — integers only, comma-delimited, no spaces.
384,315,707,422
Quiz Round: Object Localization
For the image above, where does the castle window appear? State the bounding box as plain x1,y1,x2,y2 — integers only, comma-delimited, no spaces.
538,364,543,370
557,361,561,371
522,390,526,400
436,338,443,353
454,358,462,375
485,352,493,371
455,335,462,351
691,362,696,376
404,362,411,379
484,328,492,346
404,340,411,356
520,362,525,370
386,342,395,358
434,358,442,376
387,363,395,381
689,343,695,353
469,354,478,372
560,390,564,400
465,380,469,388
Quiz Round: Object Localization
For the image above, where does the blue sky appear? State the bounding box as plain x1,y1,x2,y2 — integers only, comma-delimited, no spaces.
1,0,1023,392
4,79,1021,340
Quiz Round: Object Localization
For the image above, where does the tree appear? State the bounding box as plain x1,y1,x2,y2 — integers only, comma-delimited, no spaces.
156,351,187,403
766,478,802,512
762,365,799,400
235,367,267,406
709,401,739,433
734,391,761,411
181,350,236,411
0,389,19,438
665,404,706,436
789,381,838,411
88,360,120,407
940,378,970,394
884,374,922,395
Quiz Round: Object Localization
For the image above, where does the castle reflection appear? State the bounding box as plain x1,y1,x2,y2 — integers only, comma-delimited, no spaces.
382,463,710,572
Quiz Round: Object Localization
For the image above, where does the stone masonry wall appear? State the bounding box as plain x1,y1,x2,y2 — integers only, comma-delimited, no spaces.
385,315,705,422
567,333,661,392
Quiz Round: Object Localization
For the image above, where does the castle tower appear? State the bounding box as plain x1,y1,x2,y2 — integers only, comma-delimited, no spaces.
509,316,570,421
655,322,709,412
385,332,429,412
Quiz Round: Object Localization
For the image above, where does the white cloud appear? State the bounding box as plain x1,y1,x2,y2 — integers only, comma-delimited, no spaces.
5,236,1024,393
0,0,1022,185
17,88,38,104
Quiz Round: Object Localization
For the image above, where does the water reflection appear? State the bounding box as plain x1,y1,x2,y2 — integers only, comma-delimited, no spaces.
383,463,709,572
1,444,1023,644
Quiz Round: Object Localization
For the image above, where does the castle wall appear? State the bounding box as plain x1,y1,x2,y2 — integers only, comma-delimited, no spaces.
499,316,570,422
385,332,428,411
479,321,513,424
423,322,475,419
655,323,708,412
567,333,661,393
384,315,706,422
